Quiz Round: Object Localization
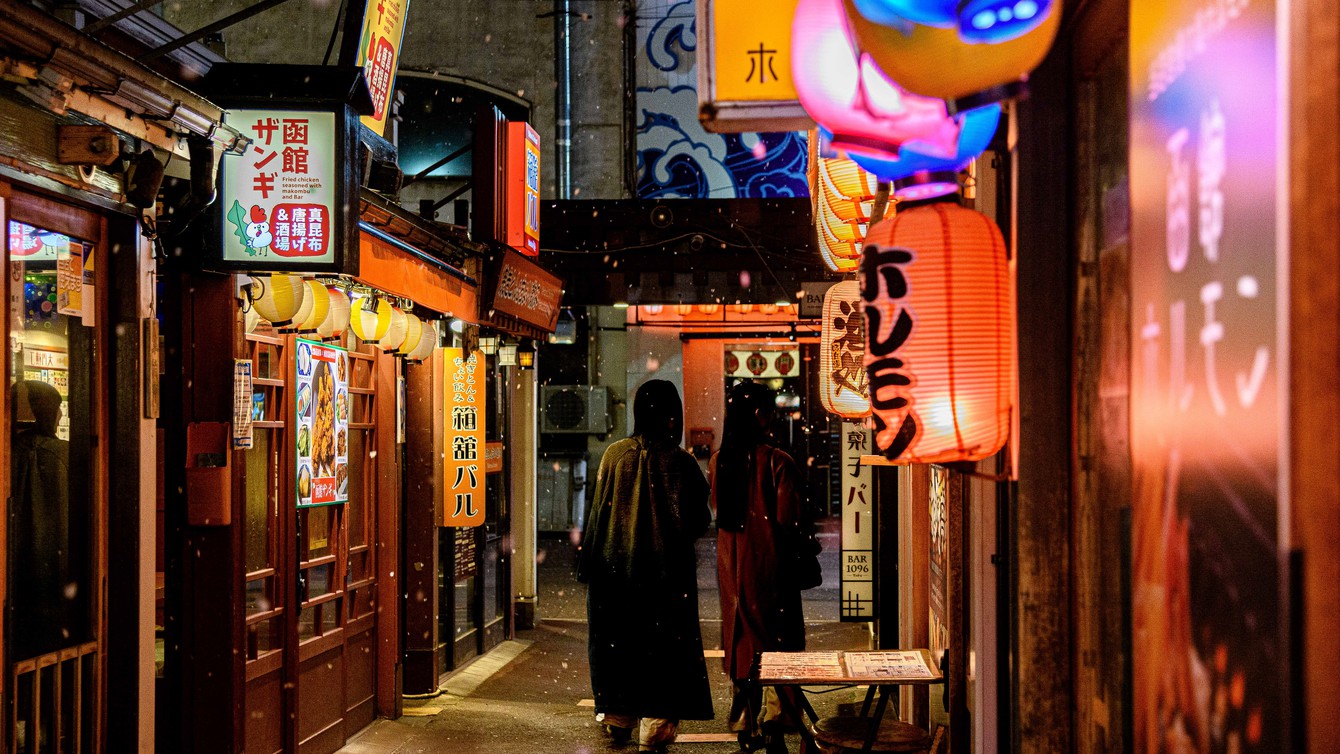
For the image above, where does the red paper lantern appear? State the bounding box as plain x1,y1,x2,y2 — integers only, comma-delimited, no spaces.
861,202,1013,463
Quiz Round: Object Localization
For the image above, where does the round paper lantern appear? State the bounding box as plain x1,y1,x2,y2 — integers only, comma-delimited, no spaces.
243,301,261,334
378,305,409,350
318,286,351,339
820,282,872,418
248,274,306,326
397,313,424,356
850,0,1055,43
732,304,754,314
296,279,331,332
675,304,694,316
697,304,720,315
643,304,664,315
843,103,1001,201
350,295,392,343
793,0,963,160
759,303,780,316
409,321,438,361
860,201,1013,463
843,0,1062,106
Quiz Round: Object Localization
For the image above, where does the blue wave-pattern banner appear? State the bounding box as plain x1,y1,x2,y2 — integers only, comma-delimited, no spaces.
635,0,809,199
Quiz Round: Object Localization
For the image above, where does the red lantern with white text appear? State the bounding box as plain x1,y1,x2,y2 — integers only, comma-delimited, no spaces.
861,202,1013,463
820,281,872,418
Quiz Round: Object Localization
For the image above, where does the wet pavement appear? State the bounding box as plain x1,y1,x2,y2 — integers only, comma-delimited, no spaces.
340,518,869,754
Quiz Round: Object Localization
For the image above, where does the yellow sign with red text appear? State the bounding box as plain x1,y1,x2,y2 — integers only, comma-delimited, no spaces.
356,0,409,137
442,348,485,526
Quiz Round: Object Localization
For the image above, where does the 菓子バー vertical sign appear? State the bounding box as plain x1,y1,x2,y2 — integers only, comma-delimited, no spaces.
506,122,541,256
443,348,485,526
840,421,874,621
355,0,409,137
695,0,813,133
1130,0,1285,749
295,339,349,508
221,110,338,266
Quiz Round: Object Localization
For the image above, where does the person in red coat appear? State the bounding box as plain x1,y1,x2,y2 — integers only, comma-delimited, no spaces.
712,381,811,754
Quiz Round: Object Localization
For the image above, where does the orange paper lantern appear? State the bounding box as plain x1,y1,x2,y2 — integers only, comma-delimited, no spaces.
861,201,1013,463
811,146,880,273
820,281,872,418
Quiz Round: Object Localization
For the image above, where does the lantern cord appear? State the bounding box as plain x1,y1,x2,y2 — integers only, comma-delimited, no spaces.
322,0,348,66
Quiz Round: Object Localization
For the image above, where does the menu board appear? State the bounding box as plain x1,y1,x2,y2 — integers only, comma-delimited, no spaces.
844,651,934,680
295,338,349,507
758,652,844,681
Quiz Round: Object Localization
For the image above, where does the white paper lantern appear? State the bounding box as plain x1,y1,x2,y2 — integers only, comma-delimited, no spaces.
319,286,351,339
378,305,409,350
397,313,424,356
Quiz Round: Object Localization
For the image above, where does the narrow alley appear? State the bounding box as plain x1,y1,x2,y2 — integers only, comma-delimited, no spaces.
339,523,864,754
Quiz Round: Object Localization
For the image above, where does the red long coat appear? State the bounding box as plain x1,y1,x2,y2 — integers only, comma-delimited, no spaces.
712,445,808,681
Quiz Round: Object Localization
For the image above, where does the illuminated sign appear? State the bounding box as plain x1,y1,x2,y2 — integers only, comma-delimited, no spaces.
221,110,338,267
490,249,563,332
355,0,409,137
1129,0,1284,748
697,0,813,133
295,339,349,508
443,348,486,526
506,121,541,256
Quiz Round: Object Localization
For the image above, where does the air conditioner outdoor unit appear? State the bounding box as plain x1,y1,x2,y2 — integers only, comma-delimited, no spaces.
541,385,613,434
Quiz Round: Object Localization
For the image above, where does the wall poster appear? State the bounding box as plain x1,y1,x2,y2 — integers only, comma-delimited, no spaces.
1130,0,1285,750
295,338,349,508
443,347,485,526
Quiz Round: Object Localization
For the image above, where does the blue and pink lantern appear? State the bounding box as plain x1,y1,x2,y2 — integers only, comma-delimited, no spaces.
849,0,1054,44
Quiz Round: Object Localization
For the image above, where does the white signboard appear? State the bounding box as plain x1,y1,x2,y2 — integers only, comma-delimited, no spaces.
221,110,338,266
840,421,875,621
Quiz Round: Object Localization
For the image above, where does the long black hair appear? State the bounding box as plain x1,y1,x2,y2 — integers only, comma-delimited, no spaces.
632,379,684,448
714,381,775,532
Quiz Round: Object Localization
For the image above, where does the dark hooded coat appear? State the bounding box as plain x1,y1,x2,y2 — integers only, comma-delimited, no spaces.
578,417,714,721
712,444,809,681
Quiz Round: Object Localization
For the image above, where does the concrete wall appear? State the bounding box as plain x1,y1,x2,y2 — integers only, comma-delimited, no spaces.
167,0,629,201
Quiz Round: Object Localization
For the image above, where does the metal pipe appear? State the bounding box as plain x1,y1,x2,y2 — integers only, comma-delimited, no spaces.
554,0,572,199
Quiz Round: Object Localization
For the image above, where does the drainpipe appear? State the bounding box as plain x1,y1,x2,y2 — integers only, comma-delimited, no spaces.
554,0,572,199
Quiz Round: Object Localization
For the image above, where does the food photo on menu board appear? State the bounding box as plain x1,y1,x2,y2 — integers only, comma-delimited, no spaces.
295,339,349,507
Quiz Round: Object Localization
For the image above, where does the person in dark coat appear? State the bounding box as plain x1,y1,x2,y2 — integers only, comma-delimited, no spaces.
712,382,811,754
578,379,714,753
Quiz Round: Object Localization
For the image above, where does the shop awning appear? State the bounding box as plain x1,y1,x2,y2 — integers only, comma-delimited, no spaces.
357,224,479,322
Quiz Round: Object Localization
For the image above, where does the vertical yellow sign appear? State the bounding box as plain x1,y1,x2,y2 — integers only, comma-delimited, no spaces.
710,0,800,103
443,347,485,527
356,0,410,137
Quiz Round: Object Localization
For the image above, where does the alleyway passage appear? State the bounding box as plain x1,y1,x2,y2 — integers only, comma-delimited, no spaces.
339,519,868,754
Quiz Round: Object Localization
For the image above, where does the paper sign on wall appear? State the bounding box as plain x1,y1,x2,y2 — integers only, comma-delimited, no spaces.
840,421,875,621
355,0,409,136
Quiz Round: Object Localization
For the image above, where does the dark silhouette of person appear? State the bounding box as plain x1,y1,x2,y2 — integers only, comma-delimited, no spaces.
578,379,714,753
10,379,72,659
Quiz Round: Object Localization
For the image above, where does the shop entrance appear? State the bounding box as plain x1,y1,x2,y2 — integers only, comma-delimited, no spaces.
241,333,386,754
4,197,106,754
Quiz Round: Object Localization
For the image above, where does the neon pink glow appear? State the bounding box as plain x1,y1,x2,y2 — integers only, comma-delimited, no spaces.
793,0,962,160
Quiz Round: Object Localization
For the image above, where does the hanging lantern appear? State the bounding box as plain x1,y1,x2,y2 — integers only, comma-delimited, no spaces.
759,303,780,316
378,305,409,350
410,321,438,361
843,103,1001,201
248,274,306,327
675,304,694,316
732,303,754,314
697,304,721,315
297,279,331,332
643,304,664,315
849,0,1055,44
350,295,392,343
861,201,1013,463
243,300,261,334
842,0,1062,106
318,286,351,339
820,282,871,419
792,0,964,160
810,145,880,272
397,313,424,356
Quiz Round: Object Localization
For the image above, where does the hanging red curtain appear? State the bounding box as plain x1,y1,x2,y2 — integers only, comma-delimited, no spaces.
860,201,1014,463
